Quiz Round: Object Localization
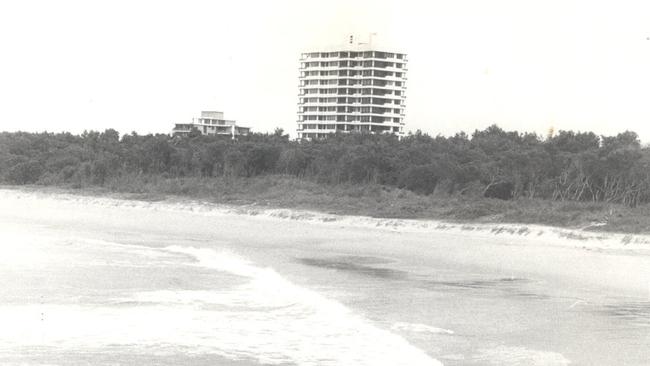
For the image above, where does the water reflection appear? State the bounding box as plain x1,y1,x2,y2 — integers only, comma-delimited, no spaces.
597,300,650,327
297,256,549,301
297,256,408,280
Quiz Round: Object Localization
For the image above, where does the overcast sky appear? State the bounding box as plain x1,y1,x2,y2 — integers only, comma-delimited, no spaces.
1,0,649,141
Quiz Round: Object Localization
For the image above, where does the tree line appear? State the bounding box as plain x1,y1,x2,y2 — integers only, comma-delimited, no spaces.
1,125,649,207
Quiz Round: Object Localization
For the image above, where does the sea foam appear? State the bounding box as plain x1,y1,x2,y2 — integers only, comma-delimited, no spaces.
0,229,443,365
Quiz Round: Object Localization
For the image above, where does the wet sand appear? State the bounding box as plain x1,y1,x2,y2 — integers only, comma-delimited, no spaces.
1,188,649,365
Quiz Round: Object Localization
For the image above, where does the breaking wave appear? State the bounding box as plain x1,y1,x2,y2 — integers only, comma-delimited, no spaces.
0,234,443,365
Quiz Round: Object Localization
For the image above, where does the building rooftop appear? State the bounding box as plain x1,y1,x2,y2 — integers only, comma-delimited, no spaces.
302,34,406,54
172,110,250,138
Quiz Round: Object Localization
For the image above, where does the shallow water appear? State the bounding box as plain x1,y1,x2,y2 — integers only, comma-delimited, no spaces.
0,190,649,365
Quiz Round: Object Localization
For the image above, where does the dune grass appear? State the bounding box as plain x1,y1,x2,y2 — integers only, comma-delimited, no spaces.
15,173,649,235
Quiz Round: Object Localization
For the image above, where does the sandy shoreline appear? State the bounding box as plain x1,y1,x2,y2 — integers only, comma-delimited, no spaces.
2,186,650,254
2,186,649,365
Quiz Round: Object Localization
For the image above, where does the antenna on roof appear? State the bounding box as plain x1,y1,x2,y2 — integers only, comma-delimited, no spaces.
368,32,378,46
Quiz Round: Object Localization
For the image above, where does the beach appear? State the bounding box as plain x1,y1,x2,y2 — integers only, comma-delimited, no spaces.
0,188,649,365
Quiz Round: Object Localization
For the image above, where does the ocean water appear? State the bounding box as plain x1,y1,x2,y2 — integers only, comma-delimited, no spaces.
0,229,440,366
0,189,649,365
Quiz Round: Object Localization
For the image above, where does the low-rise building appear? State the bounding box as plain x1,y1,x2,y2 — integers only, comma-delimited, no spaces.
172,111,250,138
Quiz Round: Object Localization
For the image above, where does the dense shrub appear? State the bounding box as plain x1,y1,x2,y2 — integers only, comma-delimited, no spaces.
6,160,43,184
399,165,439,195
484,182,515,200
0,127,649,206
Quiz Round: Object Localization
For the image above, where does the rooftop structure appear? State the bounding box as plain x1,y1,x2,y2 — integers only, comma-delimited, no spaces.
297,35,407,140
172,111,250,138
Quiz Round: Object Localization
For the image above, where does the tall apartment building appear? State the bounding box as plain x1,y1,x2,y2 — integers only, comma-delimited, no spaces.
297,38,407,139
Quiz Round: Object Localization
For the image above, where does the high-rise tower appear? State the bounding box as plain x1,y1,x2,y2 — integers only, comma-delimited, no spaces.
297,36,407,139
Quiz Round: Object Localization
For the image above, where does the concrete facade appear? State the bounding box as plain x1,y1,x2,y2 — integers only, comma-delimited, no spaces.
297,39,407,139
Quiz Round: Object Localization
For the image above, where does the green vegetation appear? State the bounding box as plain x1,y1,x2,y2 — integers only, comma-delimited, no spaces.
1,126,650,233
